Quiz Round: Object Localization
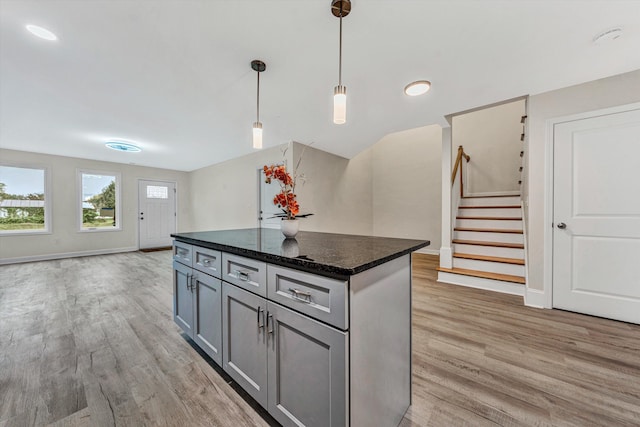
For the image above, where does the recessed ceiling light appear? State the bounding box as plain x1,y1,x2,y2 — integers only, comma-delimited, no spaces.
26,24,58,41
593,28,623,44
105,142,141,152
404,80,431,96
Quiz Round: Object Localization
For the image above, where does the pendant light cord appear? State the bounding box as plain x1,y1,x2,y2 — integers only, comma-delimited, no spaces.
256,71,260,122
338,5,343,86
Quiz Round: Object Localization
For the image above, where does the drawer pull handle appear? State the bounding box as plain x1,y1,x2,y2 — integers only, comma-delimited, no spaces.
289,288,312,303
236,270,250,282
202,258,210,265
257,306,264,330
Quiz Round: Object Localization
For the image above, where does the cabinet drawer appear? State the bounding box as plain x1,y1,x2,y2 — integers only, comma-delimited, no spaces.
173,241,192,267
267,265,348,330
222,253,267,297
193,246,222,278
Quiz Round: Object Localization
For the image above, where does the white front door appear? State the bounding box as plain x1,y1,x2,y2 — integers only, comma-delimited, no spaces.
259,169,282,229
138,180,176,249
552,105,640,324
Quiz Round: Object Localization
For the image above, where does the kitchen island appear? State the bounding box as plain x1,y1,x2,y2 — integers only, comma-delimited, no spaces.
171,228,429,427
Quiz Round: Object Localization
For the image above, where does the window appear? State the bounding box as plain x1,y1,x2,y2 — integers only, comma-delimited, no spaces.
146,185,169,199
78,170,121,231
0,165,50,234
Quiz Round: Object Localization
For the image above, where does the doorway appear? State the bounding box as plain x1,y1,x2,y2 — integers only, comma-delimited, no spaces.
138,180,177,249
551,104,640,324
258,168,282,229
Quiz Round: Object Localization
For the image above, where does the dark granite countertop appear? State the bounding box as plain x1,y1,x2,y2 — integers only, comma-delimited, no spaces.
171,228,429,279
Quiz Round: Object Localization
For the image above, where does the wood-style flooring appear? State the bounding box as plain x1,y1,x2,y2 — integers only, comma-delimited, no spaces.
1,251,639,426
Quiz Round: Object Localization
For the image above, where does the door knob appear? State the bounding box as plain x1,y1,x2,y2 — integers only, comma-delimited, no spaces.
557,222,566,229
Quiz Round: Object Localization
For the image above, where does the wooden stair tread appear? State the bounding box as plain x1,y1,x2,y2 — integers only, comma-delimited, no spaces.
462,195,520,199
457,216,523,220
453,252,525,265
437,267,525,284
459,205,521,209
452,239,524,249
455,227,523,234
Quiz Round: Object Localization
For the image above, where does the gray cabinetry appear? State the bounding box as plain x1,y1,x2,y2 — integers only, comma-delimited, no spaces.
267,301,347,427
193,272,223,365
267,264,348,330
173,243,223,366
221,283,268,407
222,282,347,427
173,260,194,335
222,253,267,297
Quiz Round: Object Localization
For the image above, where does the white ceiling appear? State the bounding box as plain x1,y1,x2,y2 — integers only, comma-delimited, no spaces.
1,0,639,171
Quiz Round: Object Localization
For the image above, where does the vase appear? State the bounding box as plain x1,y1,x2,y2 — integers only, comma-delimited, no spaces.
281,219,299,238
280,238,300,258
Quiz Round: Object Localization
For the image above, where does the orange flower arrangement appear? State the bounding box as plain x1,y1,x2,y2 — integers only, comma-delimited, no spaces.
263,145,312,221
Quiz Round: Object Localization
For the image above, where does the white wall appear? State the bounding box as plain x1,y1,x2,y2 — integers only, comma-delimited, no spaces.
188,144,291,231
292,143,373,236
452,100,525,195
371,125,442,252
189,128,442,252
0,149,190,262
526,69,640,292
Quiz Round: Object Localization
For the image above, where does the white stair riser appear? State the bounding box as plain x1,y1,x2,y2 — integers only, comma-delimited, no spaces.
453,257,525,276
454,243,524,259
456,219,523,229
437,272,525,296
457,208,521,217
459,196,520,207
454,230,524,244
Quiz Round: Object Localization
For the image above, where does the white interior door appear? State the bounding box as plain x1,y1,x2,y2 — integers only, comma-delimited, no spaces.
552,106,640,324
138,180,176,249
259,169,281,229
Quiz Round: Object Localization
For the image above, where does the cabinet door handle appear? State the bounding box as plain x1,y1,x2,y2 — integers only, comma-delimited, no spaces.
257,306,264,330
267,312,274,335
236,270,250,282
186,273,192,290
288,288,312,303
190,274,196,291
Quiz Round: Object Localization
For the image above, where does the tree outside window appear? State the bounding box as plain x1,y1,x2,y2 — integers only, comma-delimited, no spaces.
79,171,120,231
0,165,49,233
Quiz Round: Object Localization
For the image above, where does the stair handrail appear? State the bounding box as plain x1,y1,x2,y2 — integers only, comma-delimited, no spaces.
451,146,470,184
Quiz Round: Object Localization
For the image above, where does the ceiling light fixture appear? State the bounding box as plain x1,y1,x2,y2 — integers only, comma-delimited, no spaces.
331,0,351,125
251,60,266,149
404,80,432,96
105,141,141,152
26,24,58,41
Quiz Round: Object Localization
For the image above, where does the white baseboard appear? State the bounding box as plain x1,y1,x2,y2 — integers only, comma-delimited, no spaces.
437,271,525,296
415,248,439,256
524,288,548,308
0,246,139,265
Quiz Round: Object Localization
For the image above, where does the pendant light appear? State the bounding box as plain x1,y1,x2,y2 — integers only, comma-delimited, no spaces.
251,60,266,149
331,0,351,125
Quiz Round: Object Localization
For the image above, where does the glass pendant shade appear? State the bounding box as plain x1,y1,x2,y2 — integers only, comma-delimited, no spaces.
333,85,347,125
253,122,263,149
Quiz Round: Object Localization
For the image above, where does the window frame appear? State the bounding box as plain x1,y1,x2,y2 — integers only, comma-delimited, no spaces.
0,162,52,236
77,169,122,233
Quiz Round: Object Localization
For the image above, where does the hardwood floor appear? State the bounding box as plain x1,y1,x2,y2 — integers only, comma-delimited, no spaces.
1,251,639,426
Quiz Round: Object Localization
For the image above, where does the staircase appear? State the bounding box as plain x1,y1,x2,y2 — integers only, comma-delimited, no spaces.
438,194,525,295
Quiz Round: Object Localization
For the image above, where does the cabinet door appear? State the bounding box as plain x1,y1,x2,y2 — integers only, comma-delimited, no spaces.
173,260,194,336
193,272,223,366
222,283,268,407
267,302,348,427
